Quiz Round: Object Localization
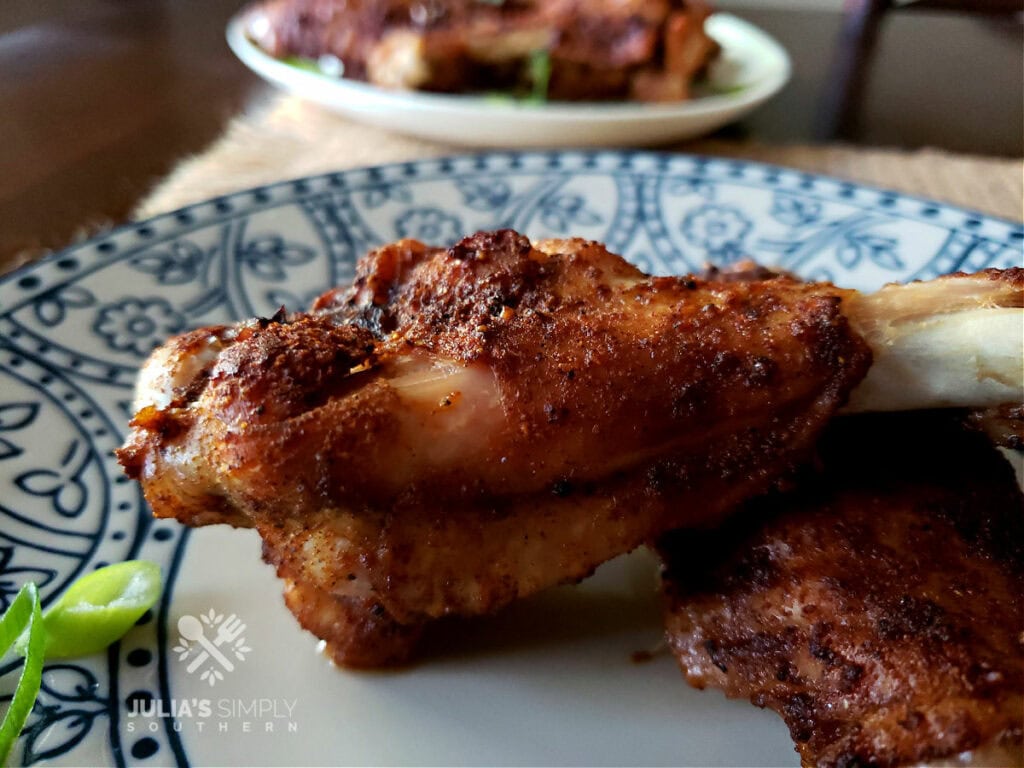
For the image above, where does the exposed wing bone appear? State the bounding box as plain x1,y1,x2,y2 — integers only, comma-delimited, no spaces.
845,269,1023,412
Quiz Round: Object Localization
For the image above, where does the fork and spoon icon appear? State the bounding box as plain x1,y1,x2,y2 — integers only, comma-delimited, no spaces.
177,614,247,674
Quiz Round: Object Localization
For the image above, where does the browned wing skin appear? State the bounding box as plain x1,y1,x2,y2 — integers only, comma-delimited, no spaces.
245,0,717,101
118,230,871,666
660,413,1024,768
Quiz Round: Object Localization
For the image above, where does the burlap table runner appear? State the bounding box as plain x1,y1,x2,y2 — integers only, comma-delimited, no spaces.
136,93,1023,223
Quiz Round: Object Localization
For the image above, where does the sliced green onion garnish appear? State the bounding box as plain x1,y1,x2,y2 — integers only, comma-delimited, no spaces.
36,560,162,659
0,561,162,761
0,584,44,765
282,56,321,74
527,49,551,103
699,82,747,97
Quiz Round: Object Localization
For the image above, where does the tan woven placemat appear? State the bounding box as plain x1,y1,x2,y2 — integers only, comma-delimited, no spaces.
138,94,1023,222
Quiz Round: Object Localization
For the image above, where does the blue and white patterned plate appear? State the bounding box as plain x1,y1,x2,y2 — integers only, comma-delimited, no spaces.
0,152,1021,768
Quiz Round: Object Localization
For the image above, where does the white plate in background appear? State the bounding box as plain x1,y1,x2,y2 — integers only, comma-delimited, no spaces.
226,13,791,148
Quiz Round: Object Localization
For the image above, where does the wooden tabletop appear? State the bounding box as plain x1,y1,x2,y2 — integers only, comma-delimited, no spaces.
1,1,1021,271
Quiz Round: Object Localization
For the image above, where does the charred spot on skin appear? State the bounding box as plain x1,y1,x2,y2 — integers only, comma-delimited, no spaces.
776,662,797,682
809,622,838,666
551,479,573,497
781,693,816,743
448,229,531,262
177,366,214,406
832,751,866,768
727,546,776,590
748,356,778,386
645,460,678,495
543,402,569,423
710,350,744,379
840,662,865,690
877,594,952,642
966,661,1007,690
439,391,461,408
257,307,289,329
129,405,187,440
354,304,394,337
671,382,708,419
704,639,729,673
898,711,924,731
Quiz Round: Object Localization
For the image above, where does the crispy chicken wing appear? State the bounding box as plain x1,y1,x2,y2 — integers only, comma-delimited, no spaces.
119,230,875,665
659,413,1024,768
118,231,1022,667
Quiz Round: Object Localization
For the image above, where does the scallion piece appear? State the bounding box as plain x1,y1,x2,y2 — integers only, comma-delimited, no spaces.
0,560,163,762
527,49,551,103
0,584,44,765
282,56,321,74
35,560,162,659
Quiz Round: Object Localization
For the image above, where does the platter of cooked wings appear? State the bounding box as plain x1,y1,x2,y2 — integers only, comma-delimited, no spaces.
0,152,1020,766
227,1,791,146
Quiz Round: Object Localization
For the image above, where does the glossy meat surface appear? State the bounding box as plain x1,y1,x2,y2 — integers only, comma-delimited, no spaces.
118,230,871,665
660,413,1024,767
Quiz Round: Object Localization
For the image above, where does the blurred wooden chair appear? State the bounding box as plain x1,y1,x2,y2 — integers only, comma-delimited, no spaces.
817,0,1024,140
